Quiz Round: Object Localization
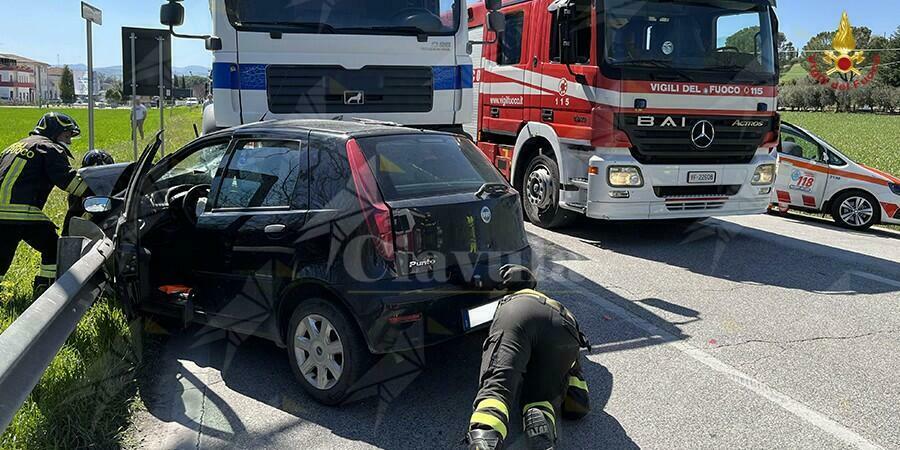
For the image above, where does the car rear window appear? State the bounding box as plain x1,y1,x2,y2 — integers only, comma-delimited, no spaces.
355,134,506,201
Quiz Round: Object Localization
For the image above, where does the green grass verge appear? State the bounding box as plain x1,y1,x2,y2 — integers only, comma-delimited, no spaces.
781,112,900,176
780,63,809,84
0,106,200,448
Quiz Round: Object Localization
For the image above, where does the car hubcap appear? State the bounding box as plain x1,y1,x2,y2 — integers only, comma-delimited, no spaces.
527,165,553,210
294,314,344,390
839,197,874,227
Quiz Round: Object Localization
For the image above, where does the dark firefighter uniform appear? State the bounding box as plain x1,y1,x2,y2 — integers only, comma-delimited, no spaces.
0,113,90,289
467,266,590,450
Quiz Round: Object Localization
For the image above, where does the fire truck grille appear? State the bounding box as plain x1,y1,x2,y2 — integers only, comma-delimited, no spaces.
654,185,742,198
619,115,772,165
267,66,434,114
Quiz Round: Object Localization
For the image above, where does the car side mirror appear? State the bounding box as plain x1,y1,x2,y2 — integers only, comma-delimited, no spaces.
486,11,506,34
205,36,223,51
160,1,185,27
84,196,114,214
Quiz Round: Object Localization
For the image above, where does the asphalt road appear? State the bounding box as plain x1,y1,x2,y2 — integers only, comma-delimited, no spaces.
128,213,900,450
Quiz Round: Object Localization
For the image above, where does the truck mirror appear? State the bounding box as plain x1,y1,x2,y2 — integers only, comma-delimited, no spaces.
205,36,223,51
487,11,506,34
485,0,502,11
160,1,185,27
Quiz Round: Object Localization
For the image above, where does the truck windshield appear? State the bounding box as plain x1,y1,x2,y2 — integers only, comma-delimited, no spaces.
224,0,459,36
603,0,776,80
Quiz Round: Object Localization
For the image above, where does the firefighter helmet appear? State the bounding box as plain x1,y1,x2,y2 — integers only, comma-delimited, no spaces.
82,150,114,167
32,112,81,142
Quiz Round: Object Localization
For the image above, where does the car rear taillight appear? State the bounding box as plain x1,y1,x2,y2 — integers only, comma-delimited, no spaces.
346,139,395,261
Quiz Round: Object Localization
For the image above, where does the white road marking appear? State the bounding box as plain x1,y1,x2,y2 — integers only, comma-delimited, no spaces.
546,257,885,450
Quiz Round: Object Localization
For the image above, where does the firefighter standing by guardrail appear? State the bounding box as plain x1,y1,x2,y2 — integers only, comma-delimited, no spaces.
466,265,591,450
0,112,93,296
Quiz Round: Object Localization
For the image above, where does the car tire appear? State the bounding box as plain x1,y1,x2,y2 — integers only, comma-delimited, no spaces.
522,155,578,229
830,191,880,231
286,298,371,406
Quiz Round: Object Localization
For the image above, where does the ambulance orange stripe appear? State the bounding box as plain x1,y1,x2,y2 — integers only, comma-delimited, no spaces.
860,164,900,184
776,190,792,203
779,156,889,187
881,202,899,219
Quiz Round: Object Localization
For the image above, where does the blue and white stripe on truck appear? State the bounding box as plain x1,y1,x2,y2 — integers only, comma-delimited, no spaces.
211,63,474,91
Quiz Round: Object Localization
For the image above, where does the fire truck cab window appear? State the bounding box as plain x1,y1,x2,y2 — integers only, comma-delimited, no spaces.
549,0,592,64
498,12,524,65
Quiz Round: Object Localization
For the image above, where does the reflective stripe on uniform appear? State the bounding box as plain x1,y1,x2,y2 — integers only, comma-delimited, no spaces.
475,398,510,420
523,401,556,428
0,158,27,205
65,175,88,196
469,412,508,439
38,264,56,279
0,204,51,222
568,376,589,391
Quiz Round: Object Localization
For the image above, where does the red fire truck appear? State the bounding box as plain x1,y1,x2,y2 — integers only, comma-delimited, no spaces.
467,0,781,228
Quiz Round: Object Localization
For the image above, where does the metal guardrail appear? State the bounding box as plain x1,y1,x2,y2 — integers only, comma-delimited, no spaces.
0,236,113,432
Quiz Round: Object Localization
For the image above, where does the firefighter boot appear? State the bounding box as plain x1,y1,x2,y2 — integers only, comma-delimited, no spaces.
523,407,557,450
466,428,504,450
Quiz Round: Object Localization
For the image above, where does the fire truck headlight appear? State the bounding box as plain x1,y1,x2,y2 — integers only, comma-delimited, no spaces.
608,166,644,188
752,164,776,186
890,183,900,196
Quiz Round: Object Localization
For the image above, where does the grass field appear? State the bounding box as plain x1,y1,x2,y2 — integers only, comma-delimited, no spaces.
782,112,900,176
0,106,200,448
780,63,809,84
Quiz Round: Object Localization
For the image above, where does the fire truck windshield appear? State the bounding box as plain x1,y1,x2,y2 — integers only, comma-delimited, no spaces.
224,0,459,36
602,0,777,82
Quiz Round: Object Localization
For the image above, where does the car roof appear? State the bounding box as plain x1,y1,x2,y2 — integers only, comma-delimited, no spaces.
227,119,446,139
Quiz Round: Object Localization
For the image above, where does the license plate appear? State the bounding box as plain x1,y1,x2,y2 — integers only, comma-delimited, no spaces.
688,172,717,184
464,300,499,330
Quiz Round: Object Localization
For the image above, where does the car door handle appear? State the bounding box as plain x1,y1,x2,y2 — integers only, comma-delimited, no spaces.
265,224,287,235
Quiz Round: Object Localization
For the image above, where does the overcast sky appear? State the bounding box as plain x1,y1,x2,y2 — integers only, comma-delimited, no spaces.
1,0,897,68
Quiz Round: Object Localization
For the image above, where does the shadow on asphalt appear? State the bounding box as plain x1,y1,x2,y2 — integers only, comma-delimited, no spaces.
135,232,672,449
772,211,900,240
556,217,899,296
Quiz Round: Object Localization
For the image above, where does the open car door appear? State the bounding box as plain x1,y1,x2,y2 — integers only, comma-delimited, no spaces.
114,133,162,316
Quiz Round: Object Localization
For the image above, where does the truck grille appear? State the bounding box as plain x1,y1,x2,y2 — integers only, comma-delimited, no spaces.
654,185,742,198
267,65,433,114
619,115,772,165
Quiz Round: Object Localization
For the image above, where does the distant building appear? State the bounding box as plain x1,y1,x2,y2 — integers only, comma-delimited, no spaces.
47,67,63,101
0,53,51,104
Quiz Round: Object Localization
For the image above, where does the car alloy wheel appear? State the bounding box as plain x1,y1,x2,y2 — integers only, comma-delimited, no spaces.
293,314,344,391
838,196,874,228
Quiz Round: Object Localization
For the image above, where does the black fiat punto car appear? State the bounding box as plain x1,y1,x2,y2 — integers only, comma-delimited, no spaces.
80,120,531,404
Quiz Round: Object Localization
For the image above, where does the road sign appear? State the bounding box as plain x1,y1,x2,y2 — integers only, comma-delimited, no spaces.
81,2,102,25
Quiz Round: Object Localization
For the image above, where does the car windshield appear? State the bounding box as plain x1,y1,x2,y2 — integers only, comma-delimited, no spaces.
603,0,776,80
224,0,460,35
356,134,506,201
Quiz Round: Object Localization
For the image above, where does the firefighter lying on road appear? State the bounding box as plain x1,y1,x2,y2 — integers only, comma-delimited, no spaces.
0,112,92,296
466,265,590,450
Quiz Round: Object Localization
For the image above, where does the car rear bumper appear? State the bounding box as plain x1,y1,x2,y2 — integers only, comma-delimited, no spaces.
349,246,532,353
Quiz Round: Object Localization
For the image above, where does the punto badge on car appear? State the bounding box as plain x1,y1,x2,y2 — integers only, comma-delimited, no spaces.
481,206,492,224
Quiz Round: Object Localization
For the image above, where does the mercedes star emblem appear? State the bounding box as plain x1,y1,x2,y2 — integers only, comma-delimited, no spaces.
691,120,715,149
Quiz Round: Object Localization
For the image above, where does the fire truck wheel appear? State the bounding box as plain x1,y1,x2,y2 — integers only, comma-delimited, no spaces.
522,155,578,229
830,191,880,231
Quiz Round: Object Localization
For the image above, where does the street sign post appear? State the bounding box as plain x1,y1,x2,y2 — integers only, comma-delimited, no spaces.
81,2,101,151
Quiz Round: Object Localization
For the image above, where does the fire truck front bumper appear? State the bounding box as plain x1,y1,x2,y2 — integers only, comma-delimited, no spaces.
580,154,776,221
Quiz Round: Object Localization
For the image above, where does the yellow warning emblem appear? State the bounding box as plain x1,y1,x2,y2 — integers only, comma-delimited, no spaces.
822,12,865,76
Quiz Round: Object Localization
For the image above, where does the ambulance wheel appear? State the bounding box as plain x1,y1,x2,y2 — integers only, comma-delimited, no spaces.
287,299,371,405
522,155,578,229
831,191,880,231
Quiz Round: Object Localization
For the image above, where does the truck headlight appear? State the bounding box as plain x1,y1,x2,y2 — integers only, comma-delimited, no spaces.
608,166,644,188
752,164,776,186
890,182,900,196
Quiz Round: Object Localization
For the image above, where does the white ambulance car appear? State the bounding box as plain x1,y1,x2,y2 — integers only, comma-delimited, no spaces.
773,122,900,230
